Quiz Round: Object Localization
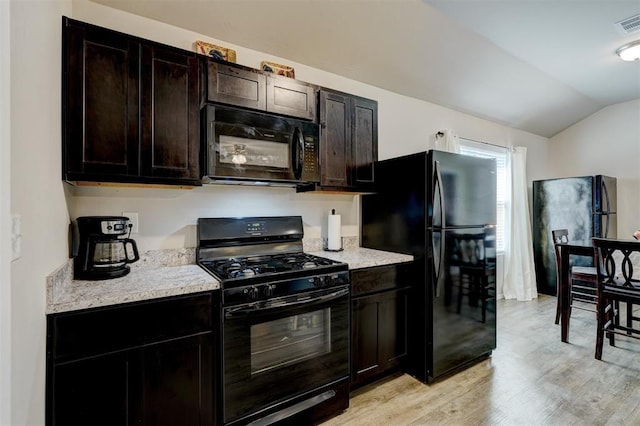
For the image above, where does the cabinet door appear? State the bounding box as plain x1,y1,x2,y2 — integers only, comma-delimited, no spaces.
352,293,380,383
266,75,317,120
63,19,140,181
52,351,129,426
134,333,214,426
351,97,378,188
351,288,409,387
206,61,266,110
319,90,351,188
379,288,409,369
140,46,200,184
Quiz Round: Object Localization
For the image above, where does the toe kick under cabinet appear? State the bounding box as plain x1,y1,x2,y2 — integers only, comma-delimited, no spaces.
350,262,413,388
46,292,217,426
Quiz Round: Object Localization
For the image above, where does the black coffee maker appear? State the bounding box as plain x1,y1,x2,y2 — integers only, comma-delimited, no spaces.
74,216,140,280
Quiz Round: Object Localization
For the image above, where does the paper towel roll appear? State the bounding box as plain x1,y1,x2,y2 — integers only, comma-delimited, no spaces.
327,212,342,251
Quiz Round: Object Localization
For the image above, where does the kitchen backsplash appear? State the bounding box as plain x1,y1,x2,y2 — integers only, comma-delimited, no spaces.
65,184,361,252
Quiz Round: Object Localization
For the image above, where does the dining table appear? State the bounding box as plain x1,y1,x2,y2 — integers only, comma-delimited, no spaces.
556,239,595,343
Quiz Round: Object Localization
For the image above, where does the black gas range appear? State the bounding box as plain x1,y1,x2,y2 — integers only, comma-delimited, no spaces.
196,216,350,426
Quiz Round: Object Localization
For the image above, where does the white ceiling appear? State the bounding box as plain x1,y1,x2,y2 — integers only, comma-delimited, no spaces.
91,0,640,138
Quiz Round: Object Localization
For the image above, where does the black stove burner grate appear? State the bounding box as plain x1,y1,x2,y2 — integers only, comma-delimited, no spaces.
199,252,343,281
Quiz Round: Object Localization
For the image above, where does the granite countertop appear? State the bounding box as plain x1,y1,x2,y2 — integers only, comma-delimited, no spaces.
46,248,219,314
46,245,413,314
309,247,413,269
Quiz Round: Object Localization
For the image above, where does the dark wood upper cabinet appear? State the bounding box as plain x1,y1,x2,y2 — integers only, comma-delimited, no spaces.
319,90,351,188
140,46,200,181
318,89,378,191
352,96,378,187
204,60,317,121
63,18,140,179
266,74,316,121
62,17,200,186
205,61,266,111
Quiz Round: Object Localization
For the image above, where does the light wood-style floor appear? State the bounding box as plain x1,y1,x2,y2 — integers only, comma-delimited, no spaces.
321,295,640,425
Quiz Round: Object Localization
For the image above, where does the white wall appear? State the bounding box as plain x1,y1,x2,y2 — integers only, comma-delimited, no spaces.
67,185,360,252
10,0,72,425
548,99,640,238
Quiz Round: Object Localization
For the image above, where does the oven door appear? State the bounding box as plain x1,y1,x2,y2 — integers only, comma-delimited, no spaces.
221,286,349,424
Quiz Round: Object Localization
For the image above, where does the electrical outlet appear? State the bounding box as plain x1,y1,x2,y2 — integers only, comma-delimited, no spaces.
122,212,139,233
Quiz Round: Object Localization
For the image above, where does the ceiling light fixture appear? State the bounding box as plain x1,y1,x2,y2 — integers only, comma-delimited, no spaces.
616,40,640,61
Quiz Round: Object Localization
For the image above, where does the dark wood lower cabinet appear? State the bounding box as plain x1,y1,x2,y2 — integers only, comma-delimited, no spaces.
52,351,129,426
46,292,216,426
350,263,412,388
137,334,213,426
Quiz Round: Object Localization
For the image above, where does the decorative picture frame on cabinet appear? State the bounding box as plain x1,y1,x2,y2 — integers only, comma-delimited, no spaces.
195,40,237,63
261,61,295,78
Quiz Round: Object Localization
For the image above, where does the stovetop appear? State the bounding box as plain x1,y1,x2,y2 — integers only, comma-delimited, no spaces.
196,216,349,293
198,252,348,286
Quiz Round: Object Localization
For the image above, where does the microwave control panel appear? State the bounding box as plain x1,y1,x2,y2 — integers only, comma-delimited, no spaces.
303,139,317,176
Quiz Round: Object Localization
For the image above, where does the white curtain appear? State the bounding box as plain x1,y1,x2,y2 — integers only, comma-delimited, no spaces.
503,146,537,301
434,129,460,153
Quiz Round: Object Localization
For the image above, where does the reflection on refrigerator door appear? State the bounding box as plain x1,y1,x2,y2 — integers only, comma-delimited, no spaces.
431,227,497,379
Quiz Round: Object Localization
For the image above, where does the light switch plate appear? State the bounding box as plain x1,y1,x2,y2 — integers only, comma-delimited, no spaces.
122,212,139,233
11,214,21,261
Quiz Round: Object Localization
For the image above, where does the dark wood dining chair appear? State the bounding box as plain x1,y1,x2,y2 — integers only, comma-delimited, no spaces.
552,229,598,325
592,237,640,360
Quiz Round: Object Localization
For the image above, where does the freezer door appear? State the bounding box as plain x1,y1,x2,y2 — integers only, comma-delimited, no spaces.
427,227,496,381
429,151,496,228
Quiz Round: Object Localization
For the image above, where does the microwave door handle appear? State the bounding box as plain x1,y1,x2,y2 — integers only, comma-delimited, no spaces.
292,127,304,180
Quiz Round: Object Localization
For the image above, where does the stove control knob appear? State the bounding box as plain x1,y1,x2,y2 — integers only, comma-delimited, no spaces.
262,284,275,298
244,286,259,301
314,276,325,288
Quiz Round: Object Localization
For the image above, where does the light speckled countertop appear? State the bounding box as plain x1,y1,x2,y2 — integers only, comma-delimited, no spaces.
46,245,413,314
46,248,219,314
308,247,413,269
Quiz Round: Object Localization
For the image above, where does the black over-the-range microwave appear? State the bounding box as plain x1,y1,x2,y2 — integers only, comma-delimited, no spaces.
202,105,320,188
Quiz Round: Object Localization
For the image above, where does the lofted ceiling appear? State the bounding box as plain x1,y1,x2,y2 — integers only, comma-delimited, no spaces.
90,0,640,138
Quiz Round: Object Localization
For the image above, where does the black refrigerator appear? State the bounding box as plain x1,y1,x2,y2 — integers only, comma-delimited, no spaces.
361,150,497,384
532,175,617,295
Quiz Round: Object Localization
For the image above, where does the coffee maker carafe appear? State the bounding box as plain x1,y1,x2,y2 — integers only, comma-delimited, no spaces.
74,216,140,280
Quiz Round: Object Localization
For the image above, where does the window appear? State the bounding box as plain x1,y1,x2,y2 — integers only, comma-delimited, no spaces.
459,139,509,253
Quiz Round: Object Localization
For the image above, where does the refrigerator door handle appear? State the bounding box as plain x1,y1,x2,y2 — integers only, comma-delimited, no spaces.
601,179,610,213
433,232,445,298
434,160,446,228
600,179,611,237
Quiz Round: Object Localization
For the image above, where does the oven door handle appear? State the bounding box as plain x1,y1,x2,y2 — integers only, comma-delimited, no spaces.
224,288,349,318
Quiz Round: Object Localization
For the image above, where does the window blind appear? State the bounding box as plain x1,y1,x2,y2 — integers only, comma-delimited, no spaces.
459,139,509,253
